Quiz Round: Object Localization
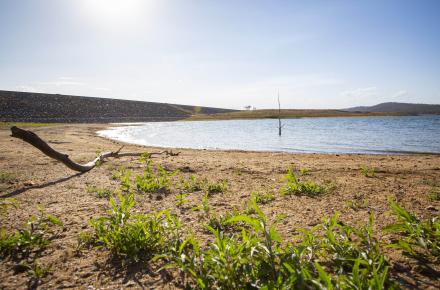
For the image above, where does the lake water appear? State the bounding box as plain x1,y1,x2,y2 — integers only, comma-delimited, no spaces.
98,116,440,154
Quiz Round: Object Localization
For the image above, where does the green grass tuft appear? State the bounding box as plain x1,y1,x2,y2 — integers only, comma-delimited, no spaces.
87,185,114,198
0,198,17,215
135,160,178,194
160,199,397,289
346,192,370,210
0,208,63,258
180,175,203,192
251,191,275,204
175,192,188,208
427,187,440,202
204,179,228,195
86,192,182,262
0,171,17,183
385,199,439,260
281,167,327,197
360,165,375,178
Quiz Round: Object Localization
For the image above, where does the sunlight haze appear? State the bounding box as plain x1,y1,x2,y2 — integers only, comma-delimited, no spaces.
0,0,439,109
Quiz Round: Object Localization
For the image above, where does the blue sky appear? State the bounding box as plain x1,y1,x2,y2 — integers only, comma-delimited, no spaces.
0,0,439,109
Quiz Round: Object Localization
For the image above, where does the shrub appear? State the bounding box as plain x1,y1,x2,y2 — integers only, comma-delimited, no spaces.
281,168,326,197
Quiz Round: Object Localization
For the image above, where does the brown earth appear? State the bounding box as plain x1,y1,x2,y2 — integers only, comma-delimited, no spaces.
0,124,439,289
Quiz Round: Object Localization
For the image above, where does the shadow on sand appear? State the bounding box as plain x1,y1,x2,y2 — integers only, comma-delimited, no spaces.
0,172,85,198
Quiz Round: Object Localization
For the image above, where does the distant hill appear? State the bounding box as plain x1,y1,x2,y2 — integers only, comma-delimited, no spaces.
344,102,440,114
0,90,236,123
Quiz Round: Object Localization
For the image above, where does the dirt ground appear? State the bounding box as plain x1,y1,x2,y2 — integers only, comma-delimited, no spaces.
0,124,439,289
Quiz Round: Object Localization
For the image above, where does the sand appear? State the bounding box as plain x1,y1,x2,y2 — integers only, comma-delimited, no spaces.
0,124,439,289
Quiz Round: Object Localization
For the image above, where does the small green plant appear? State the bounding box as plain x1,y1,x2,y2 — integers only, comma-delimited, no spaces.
233,168,244,176
0,171,16,183
201,192,210,213
0,208,63,258
347,192,370,210
193,192,210,214
94,150,104,167
76,231,95,252
175,193,188,208
139,152,151,163
281,168,326,197
111,165,125,180
360,165,375,178
421,178,440,187
87,185,113,198
251,191,275,204
87,192,182,261
180,175,203,192
427,187,440,202
0,198,17,215
206,210,241,233
135,160,177,194
299,167,310,175
385,200,439,260
161,200,396,289
111,166,132,192
204,179,228,195
26,260,51,279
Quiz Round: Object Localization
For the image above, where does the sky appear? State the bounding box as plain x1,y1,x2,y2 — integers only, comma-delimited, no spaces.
0,0,439,109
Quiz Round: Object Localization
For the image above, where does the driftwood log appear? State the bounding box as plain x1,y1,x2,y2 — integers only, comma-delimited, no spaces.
10,126,179,173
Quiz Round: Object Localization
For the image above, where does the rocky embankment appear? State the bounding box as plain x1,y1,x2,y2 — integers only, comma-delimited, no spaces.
0,90,235,123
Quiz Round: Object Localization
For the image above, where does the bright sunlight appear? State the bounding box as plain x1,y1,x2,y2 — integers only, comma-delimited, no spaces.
79,0,152,30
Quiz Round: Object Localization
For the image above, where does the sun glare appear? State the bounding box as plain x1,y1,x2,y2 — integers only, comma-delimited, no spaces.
80,0,150,30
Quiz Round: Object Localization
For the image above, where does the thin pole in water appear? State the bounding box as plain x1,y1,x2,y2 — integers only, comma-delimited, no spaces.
278,91,282,136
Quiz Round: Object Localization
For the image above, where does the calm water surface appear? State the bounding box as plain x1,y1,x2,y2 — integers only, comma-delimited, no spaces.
98,116,440,154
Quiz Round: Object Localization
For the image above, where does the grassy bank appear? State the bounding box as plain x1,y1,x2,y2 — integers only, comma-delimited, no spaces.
186,109,408,121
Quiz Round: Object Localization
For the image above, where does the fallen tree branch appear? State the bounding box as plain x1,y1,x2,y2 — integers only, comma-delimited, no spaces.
10,126,180,173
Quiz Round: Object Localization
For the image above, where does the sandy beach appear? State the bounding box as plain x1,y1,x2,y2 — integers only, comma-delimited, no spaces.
1,124,439,289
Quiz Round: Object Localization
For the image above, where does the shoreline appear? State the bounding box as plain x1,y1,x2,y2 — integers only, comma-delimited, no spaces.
1,124,439,289
98,129,440,156
97,116,440,156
